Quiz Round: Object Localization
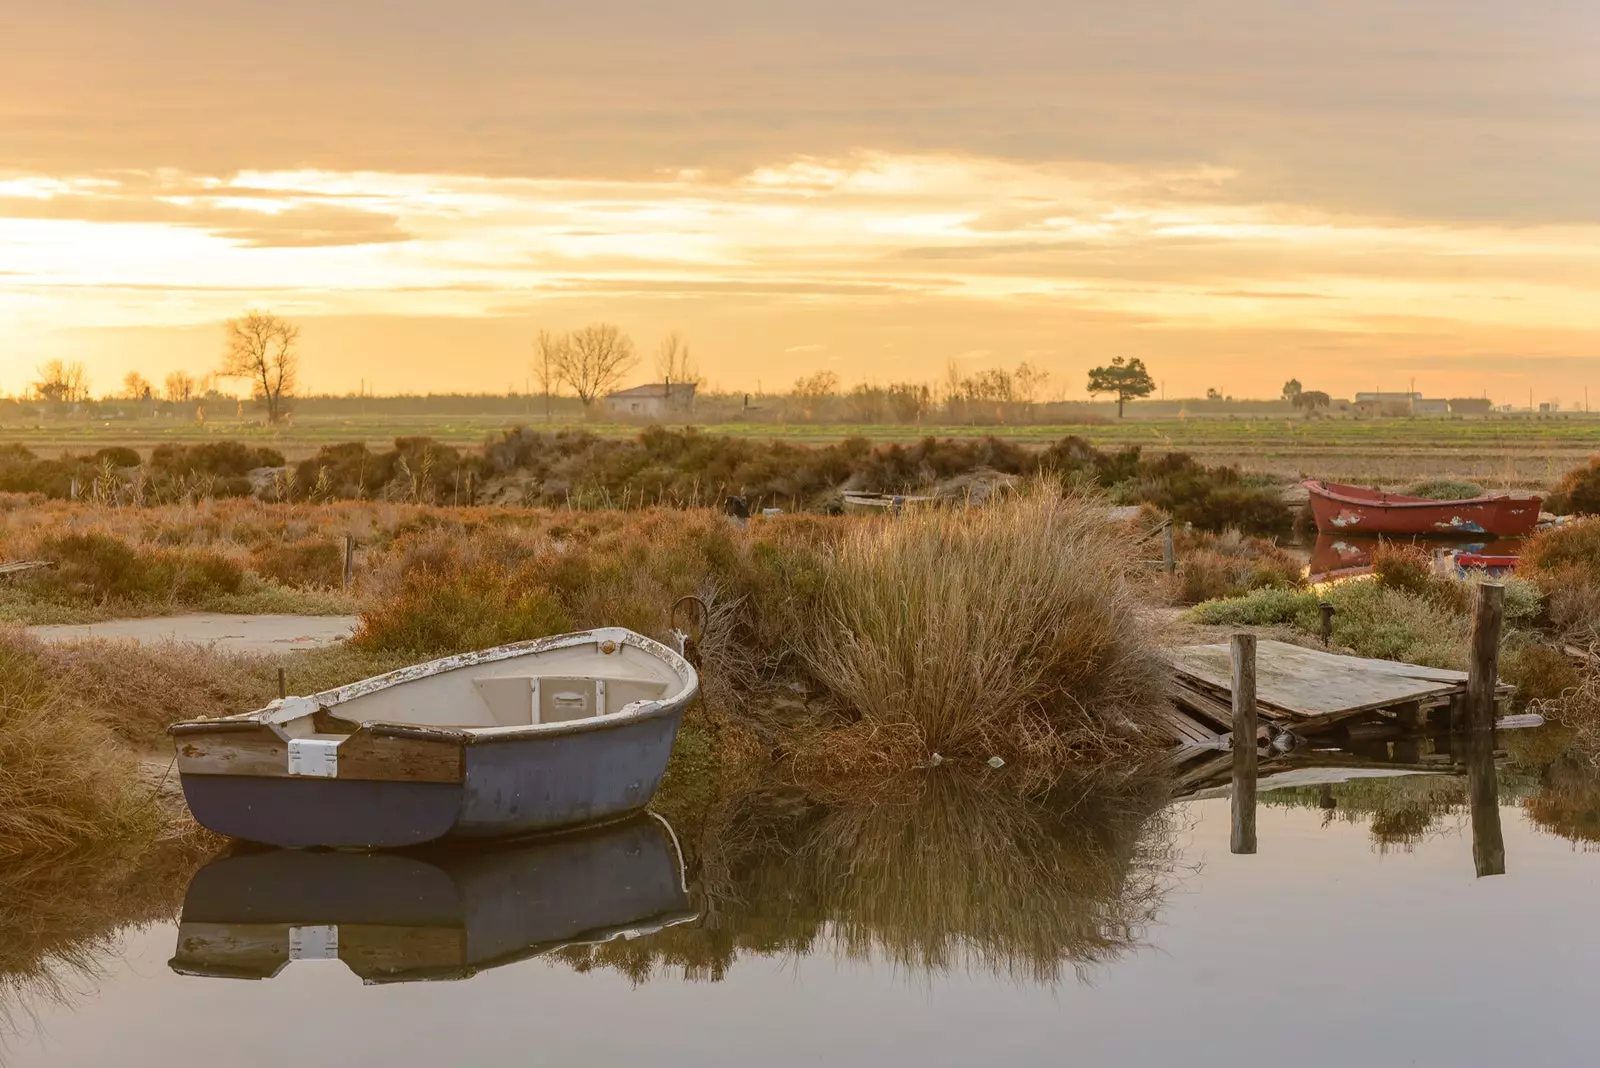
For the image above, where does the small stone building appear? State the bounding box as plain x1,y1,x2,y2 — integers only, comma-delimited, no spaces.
604,382,697,419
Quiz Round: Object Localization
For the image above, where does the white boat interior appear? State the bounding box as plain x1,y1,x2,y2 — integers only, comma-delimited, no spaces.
263,632,692,738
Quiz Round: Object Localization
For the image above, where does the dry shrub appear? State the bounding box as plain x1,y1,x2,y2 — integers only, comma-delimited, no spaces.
1371,540,1469,612
1537,668,1600,768
1501,642,1582,709
353,559,572,655
1405,479,1485,500
249,537,345,588
20,531,245,608
0,629,160,859
1547,457,1600,515
1522,520,1600,642
1174,528,1304,605
801,486,1168,759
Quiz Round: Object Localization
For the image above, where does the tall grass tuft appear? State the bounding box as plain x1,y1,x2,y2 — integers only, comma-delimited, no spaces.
802,486,1168,759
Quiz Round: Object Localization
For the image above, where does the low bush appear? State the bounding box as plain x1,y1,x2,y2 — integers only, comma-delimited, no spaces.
1188,587,1320,629
23,531,246,607
1520,520,1600,641
1174,529,1304,605
1502,642,1582,709
249,537,346,588
1547,458,1600,515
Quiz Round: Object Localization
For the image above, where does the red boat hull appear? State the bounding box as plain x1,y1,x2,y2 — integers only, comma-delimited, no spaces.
1303,481,1542,537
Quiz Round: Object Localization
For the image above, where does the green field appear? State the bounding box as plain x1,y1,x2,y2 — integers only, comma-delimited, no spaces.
7,412,1600,488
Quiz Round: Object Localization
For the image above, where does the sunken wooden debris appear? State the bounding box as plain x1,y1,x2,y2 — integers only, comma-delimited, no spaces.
1160,640,1514,748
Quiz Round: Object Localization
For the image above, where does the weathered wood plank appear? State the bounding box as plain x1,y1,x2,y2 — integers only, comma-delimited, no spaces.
1168,640,1470,718
174,724,288,777
336,727,464,784
0,559,51,577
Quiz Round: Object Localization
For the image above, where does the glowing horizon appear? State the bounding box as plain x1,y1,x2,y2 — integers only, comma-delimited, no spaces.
2,1,1597,405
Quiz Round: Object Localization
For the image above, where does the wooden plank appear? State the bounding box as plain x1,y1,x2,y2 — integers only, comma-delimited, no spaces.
336,726,464,784
174,723,288,777
0,559,51,577
1161,705,1221,746
1168,641,1468,718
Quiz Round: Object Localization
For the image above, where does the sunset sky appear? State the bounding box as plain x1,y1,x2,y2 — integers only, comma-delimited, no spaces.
2,1,1597,403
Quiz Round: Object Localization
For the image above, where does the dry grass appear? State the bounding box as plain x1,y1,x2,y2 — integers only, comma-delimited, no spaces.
800,486,1168,762
0,630,412,751
0,629,163,858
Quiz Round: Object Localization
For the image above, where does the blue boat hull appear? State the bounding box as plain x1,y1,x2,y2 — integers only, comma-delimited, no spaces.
180,704,684,850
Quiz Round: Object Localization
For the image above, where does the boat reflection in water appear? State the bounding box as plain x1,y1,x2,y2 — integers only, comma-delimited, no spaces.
169,813,695,984
1308,533,1524,582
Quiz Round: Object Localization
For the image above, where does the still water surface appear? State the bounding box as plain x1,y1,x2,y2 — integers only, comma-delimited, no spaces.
5,753,1598,1068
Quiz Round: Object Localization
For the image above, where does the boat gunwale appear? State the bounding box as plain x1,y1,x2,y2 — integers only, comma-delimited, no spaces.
1303,479,1541,511
167,626,699,746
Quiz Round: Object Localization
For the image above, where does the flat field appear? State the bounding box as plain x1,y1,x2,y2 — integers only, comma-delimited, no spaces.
7,412,1600,488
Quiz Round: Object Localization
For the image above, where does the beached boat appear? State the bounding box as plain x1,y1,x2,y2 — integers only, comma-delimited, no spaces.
840,491,936,515
169,812,696,983
1303,480,1542,537
169,627,697,849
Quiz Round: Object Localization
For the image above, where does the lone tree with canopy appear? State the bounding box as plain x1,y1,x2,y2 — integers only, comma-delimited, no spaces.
1087,356,1156,418
220,311,299,424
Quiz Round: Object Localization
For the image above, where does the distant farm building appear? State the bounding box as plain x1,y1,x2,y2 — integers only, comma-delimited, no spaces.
1351,392,1451,417
1448,397,1494,415
604,382,697,419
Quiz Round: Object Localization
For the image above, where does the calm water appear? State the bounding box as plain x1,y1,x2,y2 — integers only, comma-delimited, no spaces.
4,743,1599,1068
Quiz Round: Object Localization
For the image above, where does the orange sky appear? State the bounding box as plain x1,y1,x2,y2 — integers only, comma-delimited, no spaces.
2,1,1598,404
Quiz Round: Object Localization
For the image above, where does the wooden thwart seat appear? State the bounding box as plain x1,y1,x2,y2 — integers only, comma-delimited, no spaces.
472,675,671,725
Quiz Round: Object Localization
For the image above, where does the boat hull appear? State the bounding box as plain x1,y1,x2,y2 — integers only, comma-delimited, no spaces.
1304,481,1542,537
179,704,684,850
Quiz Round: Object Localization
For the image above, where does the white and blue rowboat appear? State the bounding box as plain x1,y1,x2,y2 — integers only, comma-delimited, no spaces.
169,628,698,849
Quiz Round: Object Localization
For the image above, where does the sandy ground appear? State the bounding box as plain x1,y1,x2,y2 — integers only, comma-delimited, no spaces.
26,613,359,654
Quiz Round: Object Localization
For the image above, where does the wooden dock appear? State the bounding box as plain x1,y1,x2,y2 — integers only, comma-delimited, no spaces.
1161,640,1513,747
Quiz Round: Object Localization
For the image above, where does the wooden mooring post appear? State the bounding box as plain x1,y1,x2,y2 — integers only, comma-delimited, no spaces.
1465,581,1506,876
276,667,287,701
1230,633,1258,855
1466,582,1504,732
1162,523,1176,574
342,534,355,589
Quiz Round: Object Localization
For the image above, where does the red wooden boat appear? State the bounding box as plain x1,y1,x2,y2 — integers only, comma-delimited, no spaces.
1303,480,1543,537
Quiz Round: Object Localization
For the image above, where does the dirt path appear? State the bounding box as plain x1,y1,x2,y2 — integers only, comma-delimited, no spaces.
26,613,359,654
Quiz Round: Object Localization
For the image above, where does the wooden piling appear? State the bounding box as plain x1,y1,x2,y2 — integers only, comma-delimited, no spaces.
1318,602,1335,647
342,534,355,589
1230,633,1258,855
1466,583,1504,731
276,667,287,700
1162,524,1176,574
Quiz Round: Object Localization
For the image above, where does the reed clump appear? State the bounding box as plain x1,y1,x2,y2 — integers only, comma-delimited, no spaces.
800,486,1168,762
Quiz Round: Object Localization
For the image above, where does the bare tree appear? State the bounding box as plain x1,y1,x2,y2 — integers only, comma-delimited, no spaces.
122,371,153,401
1013,361,1050,406
163,370,197,404
554,323,637,407
33,360,90,404
220,311,299,424
654,331,701,387
532,329,566,422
